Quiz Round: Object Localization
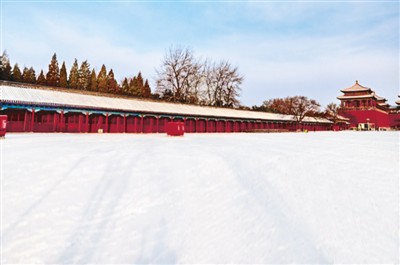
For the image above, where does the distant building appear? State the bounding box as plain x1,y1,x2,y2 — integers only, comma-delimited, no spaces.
337,81,400,130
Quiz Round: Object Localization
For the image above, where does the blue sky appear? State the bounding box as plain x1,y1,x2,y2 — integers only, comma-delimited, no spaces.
2,1,399,107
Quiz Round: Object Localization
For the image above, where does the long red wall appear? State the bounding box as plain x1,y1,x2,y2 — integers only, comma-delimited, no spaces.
0,108,333,133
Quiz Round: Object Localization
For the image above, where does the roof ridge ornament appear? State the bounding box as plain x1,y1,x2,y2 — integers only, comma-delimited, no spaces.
356,80,359,84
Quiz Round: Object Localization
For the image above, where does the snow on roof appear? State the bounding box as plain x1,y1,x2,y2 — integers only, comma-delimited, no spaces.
377,102,389,106
0,84,331,124
337,114,350,121
340,80,372,93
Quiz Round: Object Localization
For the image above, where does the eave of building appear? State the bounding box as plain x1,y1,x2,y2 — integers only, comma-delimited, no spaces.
377,102,389,106
337,95,374,100
372,93,387,102
0,83,332,124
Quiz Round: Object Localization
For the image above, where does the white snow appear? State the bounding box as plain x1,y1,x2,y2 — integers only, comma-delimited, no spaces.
2,131,399,264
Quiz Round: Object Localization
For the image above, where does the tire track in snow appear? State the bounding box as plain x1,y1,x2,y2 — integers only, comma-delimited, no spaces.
213,145,330,263
56,149,133,264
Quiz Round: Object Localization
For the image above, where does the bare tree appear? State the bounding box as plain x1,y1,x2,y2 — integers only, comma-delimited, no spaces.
156,47,243,107
325,103,339,124
290,96,320,124
262,96,320,124
156,46,203,103
204,60,243,107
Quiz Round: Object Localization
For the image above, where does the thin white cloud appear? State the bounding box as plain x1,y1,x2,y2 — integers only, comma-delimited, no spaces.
2,1,398,108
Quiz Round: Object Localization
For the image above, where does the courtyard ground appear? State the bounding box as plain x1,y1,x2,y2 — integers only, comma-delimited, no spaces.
2,131,399,263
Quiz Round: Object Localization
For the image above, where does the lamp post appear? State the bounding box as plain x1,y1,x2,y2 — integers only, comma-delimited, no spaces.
366,118,370,131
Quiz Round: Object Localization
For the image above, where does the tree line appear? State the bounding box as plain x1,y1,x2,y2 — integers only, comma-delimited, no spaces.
0,48,244,107
0,51,151,98
0,48,340,124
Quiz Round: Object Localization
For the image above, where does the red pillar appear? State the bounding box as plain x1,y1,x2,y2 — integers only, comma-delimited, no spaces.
206,119,209,133
78,114,82,133
60,110,64,132
23,110,28,132
105,113,109,133
149,117,154,133
134,116,138,133
156,117,160,133
85,113,89,133
98,115,103,132
53,112,58,132
123,115,127,133
196,119,199,133
30,109,35,132
140,116,144,133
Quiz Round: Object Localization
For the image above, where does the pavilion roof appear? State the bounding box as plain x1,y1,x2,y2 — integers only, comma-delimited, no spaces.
340,81,373,93
0,83,331,124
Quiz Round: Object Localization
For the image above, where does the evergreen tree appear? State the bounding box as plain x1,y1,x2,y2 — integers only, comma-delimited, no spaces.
129,76,139,96
77,60,91,90
22,67,36,84
22,67,29,83
97,64,108,93
121,77,129,95
0,51,12,81
89,69,97,91
69,59,79,89
11,63,22,82
46,53,60,86
29,67,37,84
136,72,144,97
59,61,68,88
143,79,151,98
37,70,46,85
107,69,119,94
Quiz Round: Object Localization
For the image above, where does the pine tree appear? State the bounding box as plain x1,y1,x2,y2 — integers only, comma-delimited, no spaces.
77,60,91,90
29,67,36,84
22,67,36,84
89,69,97,91
107,69,119,94
59,61,68,88
136,72,144,97
121,77,129,95
0,51,12,81
22,67,29,83
97,64,108,93
11,63,22,82
69,59,79,89
37,70,46,85
129,76,139,96
46,53,60,86
143,79,151,98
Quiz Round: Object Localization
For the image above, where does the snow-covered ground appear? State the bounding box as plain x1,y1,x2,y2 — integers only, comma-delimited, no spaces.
2,131,399,264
